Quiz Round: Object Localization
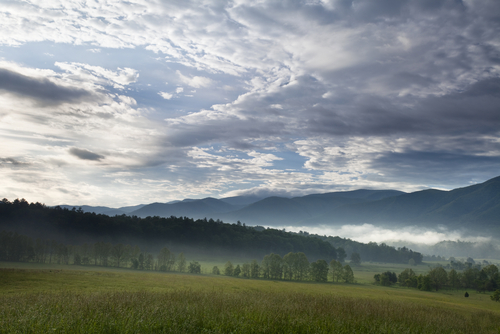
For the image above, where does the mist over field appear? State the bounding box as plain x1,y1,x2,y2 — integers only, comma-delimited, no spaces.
282,223,500,259
284,224,489,245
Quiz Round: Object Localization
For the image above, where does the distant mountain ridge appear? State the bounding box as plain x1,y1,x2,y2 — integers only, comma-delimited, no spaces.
314,176,500,230
56,176,500,236
58,189,405,225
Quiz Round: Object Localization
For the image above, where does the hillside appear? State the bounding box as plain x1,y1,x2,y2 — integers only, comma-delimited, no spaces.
0,199,423,264
132,198,238,219
52,176,500,236
305,176,500,233
128,189,404,225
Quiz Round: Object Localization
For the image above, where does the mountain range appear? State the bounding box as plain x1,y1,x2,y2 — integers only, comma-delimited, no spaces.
59,176,500,235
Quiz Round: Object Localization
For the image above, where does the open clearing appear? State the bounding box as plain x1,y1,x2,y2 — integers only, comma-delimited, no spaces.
1,262,499,333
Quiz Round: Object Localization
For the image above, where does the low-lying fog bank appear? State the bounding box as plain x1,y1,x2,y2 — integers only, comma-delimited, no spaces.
280,224,500,260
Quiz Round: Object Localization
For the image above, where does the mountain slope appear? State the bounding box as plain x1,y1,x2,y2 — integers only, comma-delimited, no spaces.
131,197,237,219
220,189,404,226
307,176,500,229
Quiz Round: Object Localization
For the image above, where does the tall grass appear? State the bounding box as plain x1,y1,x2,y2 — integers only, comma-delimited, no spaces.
1,267,500,333
1,289,500,333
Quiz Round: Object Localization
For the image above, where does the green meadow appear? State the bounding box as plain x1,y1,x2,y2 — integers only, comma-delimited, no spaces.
1,262,500,333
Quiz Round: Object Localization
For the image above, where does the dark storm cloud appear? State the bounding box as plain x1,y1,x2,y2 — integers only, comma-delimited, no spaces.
0,68,92,106
69,148,104,161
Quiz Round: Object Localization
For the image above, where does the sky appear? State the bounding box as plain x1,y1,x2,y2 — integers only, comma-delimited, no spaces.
1,0,500,207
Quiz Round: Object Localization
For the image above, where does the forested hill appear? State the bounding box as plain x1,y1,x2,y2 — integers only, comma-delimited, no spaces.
301,175,500,232
0,198,422,264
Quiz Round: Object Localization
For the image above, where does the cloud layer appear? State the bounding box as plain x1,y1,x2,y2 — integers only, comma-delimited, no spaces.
0,0,499,207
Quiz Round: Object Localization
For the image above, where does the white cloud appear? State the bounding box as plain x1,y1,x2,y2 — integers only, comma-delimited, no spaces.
158,91,173,100
176,70,214,88
54,62,139,89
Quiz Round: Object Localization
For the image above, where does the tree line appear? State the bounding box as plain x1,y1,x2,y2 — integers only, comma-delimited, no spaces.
0,230,356,284
374,263,500,294
0,198,423,264
0,230,180,271
214,252,355,283
301,232,423,265
0,199,340,261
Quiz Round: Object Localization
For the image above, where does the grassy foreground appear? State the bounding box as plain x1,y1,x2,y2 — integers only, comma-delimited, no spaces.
1,266,500,333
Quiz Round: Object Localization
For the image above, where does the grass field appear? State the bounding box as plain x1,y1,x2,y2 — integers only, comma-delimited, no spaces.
1,262,500,333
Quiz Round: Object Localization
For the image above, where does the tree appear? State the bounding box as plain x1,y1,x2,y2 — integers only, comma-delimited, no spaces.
343,264,355,283
295,252,310,281
428,267,448,291
130,257,139,269
138,253,145,270
377,271,397,286
233,264,241,277
482,265,499,292
177,253,187,273
398,268,416,287
188,261,201,274
212,266,220,275
337,247,347,263
408,258,416,266
111,243,128,268
462,268,480,289
224,261,234,276
250,260,260,279
310,259,329,282
73,253,81,265
282,252,295,280
144,253,154,270
380,272,391,286
283,252,309,281
261,253,283,280
330,260,343,283
418,274,431,291
490,290,500,302
350,252,361,266
268,253,283,280
241,263,251,278
448,269,460,289
158,247,174,271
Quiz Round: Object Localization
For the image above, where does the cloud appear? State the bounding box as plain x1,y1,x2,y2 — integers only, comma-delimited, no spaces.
158,92,173,100
0,68,92,106
1,0,500,207
54,62,139,89
0,157,30,167
69,148,105,161
176,70,214,88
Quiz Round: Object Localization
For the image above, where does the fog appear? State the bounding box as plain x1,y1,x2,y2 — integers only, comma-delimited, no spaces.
281,224,490,245
279,224,500,259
